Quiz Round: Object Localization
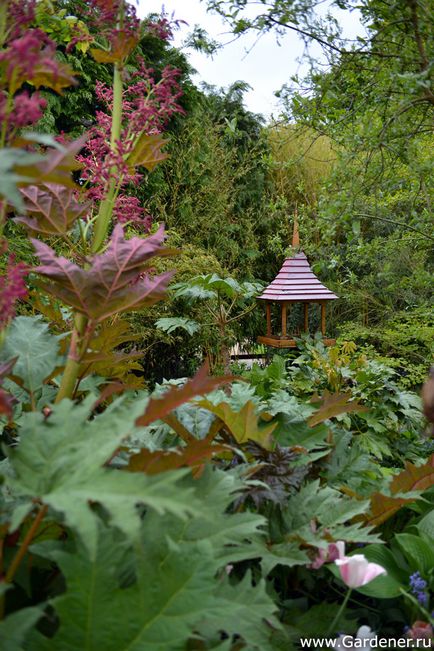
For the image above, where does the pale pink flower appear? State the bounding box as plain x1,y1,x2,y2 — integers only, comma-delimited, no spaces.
335,554,386,588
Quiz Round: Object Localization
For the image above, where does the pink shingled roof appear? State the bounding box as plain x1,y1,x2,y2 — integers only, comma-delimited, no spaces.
258,251,338,302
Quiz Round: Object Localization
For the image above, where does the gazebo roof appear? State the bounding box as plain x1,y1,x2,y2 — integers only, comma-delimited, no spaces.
258,251,338,302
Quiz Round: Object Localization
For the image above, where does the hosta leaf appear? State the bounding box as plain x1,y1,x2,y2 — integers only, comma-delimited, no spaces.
126,132,169,171
33,224,173,322
418,510,434,539
0,316,63,394
136,363,233,427
395,533,434,576
6,396,203,553
15,183,89,235
197,399,278,449
308,391,368,426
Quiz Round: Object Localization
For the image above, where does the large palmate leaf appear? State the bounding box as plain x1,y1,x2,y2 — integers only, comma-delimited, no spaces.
29,469,276,651
79,317,145,387
6,396,203,553
0,316,63,394
33,225,174,322
155,316,200,335
141,467,267,566
197,399,278,449
31,529,217,651
197,573,280,651
279,480,382,549
15,183,89,235
173,273,263,302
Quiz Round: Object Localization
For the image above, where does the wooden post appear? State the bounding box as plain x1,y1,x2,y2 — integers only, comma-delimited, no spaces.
320,301,326,336
266,302,271,336
304,303,309,332
281,303,287,337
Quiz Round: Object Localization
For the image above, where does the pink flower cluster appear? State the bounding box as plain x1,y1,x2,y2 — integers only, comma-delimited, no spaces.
0,28,54,84
146,18,174,42
114,196,152,230
0,91,47,130
0,13,67,137
0,253,28,330
5,0,36,39
85,0,140,50
77,60,184,226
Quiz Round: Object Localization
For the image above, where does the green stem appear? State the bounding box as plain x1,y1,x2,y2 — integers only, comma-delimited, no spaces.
92,59,123,253
326,588,352,637
55,313,87,403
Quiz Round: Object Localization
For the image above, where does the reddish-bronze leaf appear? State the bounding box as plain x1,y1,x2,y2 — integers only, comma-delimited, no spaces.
135,363,234,427
127,435,229,475
32,224,173,323
390,455,434,493
367,455,434,526
308,390,368,427
127,133,169,172
15,183,89,235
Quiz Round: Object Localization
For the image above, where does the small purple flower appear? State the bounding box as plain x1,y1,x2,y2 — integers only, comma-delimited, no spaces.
409,572,429,608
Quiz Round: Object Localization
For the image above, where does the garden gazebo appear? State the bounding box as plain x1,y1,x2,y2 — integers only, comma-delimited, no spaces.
257,217,338,348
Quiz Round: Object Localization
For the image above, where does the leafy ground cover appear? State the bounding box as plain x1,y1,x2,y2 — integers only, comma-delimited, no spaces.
0,1,433,649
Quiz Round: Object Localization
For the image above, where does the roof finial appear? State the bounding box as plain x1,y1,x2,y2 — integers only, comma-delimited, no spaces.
292,205,300,248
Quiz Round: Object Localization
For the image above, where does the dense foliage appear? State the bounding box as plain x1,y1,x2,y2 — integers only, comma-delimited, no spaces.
0,0,433,649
